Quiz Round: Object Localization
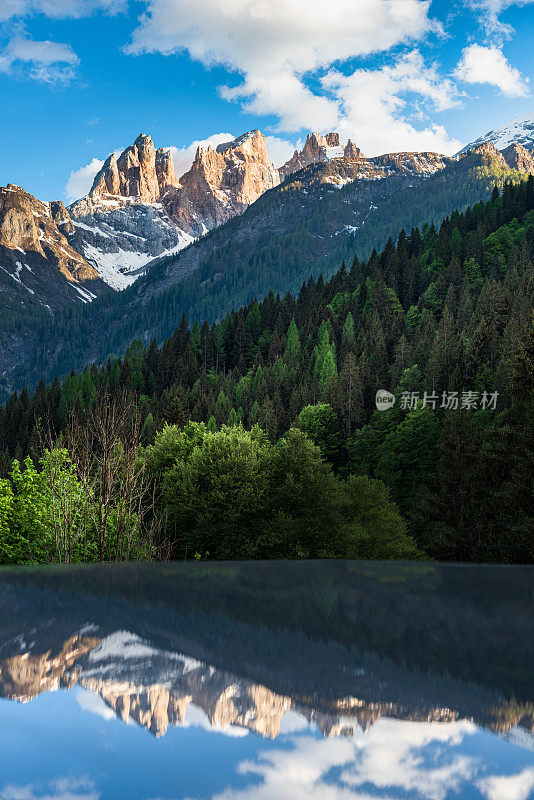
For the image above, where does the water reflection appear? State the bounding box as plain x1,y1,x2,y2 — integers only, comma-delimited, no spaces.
0,561,532,799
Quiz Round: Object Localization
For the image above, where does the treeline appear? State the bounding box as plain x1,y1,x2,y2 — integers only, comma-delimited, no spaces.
1,180,534,563
6,146,525,397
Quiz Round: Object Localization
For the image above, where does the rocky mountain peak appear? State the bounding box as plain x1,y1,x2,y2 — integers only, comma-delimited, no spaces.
155,147,177,194
325,133,340,147
280,131,346,179
0,184,96,282
166,129,280,233
88,133,180,205
458,115,534,155
344,140,364,159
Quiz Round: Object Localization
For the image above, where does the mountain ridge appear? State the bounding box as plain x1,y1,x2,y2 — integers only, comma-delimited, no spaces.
2,119,534,396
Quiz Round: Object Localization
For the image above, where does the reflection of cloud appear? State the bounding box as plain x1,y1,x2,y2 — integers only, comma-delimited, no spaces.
75,687,116,721
278,710,309,735
183,719,479,800
342,719,478,800
478,768,534,800
1,777,99,800
184,704,249,737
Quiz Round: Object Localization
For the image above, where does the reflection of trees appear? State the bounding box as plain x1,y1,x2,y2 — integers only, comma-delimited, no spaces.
4,561,532,697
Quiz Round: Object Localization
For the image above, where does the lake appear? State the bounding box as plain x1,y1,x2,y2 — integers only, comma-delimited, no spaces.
0,561,532,800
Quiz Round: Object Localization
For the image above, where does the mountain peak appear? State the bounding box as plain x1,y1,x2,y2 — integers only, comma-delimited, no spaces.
134,133,154,146
280,131,356,179
167,128,279,233
458,115,534,155
216,129,263,153
87,132,179,204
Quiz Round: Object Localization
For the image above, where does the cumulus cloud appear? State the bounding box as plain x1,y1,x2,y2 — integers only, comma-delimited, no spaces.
455,44,529,97
0,0,125,19
0,35,79,83
463,0,534,36
323,50,463,155
65,149,122,202
478,768,534,800
264,135,299,168
123,0,460,153
126,0,436,71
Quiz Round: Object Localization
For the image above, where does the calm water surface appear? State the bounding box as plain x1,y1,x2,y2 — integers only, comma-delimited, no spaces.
0,561,532,800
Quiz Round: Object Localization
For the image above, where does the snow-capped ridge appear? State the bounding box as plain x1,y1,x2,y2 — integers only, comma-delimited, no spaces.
458,115,534,155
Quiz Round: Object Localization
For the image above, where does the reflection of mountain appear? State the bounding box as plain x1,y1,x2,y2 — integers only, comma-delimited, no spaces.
1,621,533,743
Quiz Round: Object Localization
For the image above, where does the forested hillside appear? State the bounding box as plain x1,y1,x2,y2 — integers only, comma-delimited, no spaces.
5,145,529,399
1,180,533,563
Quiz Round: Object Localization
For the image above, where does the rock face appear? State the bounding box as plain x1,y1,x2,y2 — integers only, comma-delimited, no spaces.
459,141,534,173
68,134,190,290
89,134,180,204
280,132,346,179
279,131,449,181
344,139,365,159
165,129,280,235
67,130,279,289
500,142,534,173
0,184,105,305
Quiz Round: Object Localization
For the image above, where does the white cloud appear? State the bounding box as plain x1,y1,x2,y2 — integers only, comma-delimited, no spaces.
0,0,125,19
478,768,534,800
65,149,122,202
124,0,455,153
463,0,534,36
0,35,79,83
265,136,299,168
340,718,477,800
65,157,106,203
0,777,99,800
455,44,529,97
323,50,463,155
126,0,436,71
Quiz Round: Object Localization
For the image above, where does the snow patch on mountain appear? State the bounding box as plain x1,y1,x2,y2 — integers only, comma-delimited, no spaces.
458,115,534,154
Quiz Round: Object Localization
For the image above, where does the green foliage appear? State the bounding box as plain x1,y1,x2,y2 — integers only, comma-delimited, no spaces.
2,177,534,563
297,404,343,465
0,446,156,565
285,318,301,362
0,451,91,564
144,422,207,483
156,424,419,561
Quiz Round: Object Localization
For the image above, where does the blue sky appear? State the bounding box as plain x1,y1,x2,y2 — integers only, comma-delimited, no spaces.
0,0,533,203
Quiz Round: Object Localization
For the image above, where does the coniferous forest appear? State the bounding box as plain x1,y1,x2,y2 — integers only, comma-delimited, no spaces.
1,180,533,564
